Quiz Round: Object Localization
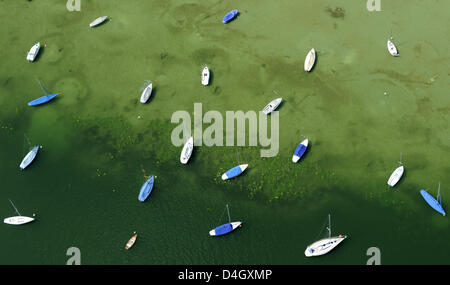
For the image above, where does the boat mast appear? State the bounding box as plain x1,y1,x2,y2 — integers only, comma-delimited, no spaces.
226,204,231,223
437,182,441,205
9,199,21,216
236,148,240,165
327,214,331,238
399,152,403,166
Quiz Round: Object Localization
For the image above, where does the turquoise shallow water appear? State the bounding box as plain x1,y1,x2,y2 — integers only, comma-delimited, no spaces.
0,0,449,264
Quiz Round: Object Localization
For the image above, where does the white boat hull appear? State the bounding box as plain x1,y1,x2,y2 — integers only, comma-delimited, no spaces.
20,146,39,170
180,137,194,164
387,40,399,56
387,166,404,187
140,83,153,103
4,216,34,225
304,48,316,72
90,16,108,27
27,43,40,62
201,66,210,85
262,98,282,115
305,235,347,257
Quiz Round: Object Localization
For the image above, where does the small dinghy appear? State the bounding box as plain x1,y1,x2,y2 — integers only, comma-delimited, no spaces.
222,164,248,180
140,82,153,104
262,98,282,115
201,66,210,86
28,93,58,106
90,16,108,27
292,139,308,163
305,214,347,257
387,39,399,56
222,9,238,23
387,166,404,187
20,146,40,170
3,200,35,225
125,233,137,250
387,153,404,187
138,176,154,202
180,137,194,164
420,182,446,216
27,42,41,62
209,204,242,237
304,48,316,72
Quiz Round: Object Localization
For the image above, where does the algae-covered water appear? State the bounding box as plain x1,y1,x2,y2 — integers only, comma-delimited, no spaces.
0,0,449,265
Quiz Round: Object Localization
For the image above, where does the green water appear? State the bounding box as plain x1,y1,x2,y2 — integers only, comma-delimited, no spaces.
0,0,449,265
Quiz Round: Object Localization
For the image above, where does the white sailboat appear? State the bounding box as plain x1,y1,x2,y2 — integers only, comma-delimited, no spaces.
180,136,194,164
3,200,35,225
140,82,153,103
387,153,404,187
305,214,347,257
20,146,40,170
304,48,316,72
26,42,41,62
90,16,108,27
387,39,399,56
201,66,210,86
262,98,282,115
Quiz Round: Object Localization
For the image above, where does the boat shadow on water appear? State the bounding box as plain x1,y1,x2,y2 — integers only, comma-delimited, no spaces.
308,51,318,73
33,46,45,62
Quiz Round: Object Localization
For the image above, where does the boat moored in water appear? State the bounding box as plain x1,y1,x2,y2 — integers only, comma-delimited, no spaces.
305,214,347,257
140,83,153,104
387,39,399,56
28,93,58,106
138,176,154,202
222,10,238,23
201,66,210,86
292,139,308,163
209,205,242,236
125,233,137,250
420,182,446,216
304,48,316,72
90,16,108,27
180,137,194,164
20,146,40,170
27,42,41,62
262,98,282,115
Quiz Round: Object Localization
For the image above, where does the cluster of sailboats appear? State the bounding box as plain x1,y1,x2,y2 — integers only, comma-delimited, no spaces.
14,8,445,258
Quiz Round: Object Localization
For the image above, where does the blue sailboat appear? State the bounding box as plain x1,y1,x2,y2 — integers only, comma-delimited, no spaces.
420,182,446,216
292,138,308,163
28,78,60,106
222,9,238,23
221,149,248,180
28,94,58,106
138,176,154,202
209,204,242,236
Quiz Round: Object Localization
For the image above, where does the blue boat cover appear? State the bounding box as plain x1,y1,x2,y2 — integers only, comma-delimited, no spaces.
225,165,243,179
138,176,154,202
214,223,233,236
28,93,58,106
222,9,238,23
294,143,307,159
420,190,446,216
